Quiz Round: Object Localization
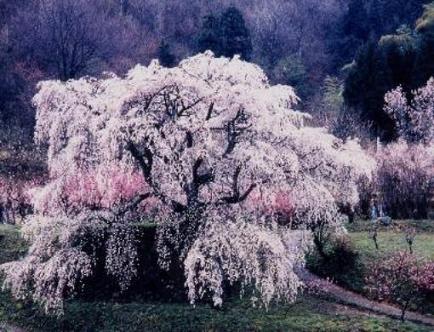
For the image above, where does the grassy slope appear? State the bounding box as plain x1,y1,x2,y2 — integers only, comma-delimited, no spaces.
0,223,432,331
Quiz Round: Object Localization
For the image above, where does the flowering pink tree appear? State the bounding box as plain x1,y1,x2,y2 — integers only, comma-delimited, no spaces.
368,79,434,219
374,141,434,219
365,252,434,321
1,52,374,313
384,78,434,144
30,163,151,216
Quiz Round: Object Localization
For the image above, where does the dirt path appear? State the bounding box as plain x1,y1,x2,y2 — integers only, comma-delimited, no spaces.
302,271,434,327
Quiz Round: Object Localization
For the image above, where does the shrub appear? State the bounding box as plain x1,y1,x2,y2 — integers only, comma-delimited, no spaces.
365,252,434,320
307,235,360,289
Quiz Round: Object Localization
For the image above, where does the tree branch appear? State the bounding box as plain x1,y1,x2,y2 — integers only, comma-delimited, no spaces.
126,141,152,180
126,140,186,213
206,102,214,120
219,166,256,205
115,193,152,216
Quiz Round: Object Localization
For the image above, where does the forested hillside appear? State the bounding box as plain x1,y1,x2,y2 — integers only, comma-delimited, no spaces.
1,0,433,141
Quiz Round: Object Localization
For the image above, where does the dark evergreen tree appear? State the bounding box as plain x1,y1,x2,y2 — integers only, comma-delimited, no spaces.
196,7,252,60
219,6,252,60
0,48,24,123
158,40,176,68
332,0,429,67
343,2,434,142
414,3,434,86
120,0,129,16
197,14,221,55
344,41,396,141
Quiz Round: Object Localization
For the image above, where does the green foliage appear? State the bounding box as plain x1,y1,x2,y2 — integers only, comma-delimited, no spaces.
311,76,363,140
0,224,27,264
219,7,252,60
344,38,408,141
414,3,434,86
272,55,310,99
197,6,252,60
307,236,363,291
321,76,344,112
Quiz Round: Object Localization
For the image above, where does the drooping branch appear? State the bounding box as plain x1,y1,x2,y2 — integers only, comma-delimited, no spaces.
121,85,169,116
205,102,214,120
178,97,205,117
193,158,214,186
114,193,152,217
184,157,214,206
212,107,251,156
161,85,204,119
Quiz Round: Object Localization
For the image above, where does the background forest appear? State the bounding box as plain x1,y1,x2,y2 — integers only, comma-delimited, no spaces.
1,0,433,143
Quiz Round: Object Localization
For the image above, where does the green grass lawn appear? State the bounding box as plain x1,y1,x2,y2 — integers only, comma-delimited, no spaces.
346,219,434,234
349,231,434,260
346,219,434,261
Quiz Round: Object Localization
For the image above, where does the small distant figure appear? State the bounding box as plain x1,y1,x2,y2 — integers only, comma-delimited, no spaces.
370,193,391,225
370,194,378,222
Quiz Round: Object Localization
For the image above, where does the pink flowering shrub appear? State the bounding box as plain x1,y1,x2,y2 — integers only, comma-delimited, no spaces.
365,252,434,320
31,163,154,217
374,78,434,219
416,262,434,293
245,190,296,225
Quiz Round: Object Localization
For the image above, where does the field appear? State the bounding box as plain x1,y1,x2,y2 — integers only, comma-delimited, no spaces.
0,222,433,331
350,231,434,260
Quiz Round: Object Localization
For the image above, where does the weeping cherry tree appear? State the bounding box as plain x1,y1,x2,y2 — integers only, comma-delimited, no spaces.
1,52,375,313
